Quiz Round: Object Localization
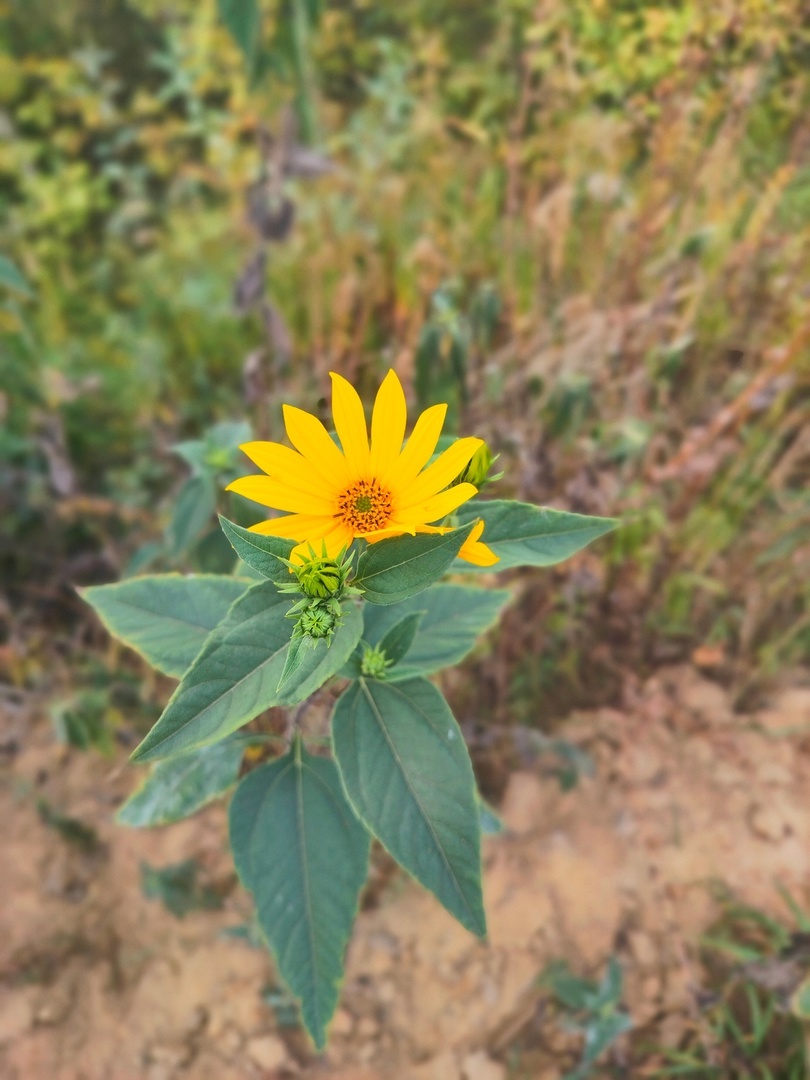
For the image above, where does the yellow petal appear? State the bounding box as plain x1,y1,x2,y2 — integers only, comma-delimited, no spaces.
382,402,447,489
291,520,354,562
396,436,483,508
375,518,499,565
248,513,335,539
458,520,499,567
227,475,335,515
459,541,499,566
289,542,314,565
397,482,478,524
239,441,339,500
330,371,370,476
387,523,452,539
467,520,485,542
369,369,407,477
324,521,356,556
282,405,351,489
362,522,418,543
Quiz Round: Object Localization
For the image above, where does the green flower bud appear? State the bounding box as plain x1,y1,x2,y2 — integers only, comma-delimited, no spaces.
452,442,503,488
298,603,338,640
360,645,392,680
296,557,345,599
278,545,360,603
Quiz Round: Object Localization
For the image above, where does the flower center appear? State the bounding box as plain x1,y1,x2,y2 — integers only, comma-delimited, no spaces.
337,479,393,534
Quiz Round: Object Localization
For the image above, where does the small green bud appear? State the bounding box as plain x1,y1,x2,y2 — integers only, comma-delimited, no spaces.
298,603,338,640
452,442,503,488
360,645,392,679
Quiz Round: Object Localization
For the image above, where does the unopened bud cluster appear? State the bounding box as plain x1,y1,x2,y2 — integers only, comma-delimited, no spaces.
278,545,361,646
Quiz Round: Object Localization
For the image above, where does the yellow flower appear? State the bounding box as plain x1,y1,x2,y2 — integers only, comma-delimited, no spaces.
227,369,498,568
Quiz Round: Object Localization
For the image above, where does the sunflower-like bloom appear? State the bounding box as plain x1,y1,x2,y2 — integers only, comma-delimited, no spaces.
227,369,498,568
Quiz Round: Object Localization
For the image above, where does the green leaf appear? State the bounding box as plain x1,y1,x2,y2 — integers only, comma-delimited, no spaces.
277,633,310,692
117,739,244,827
775,882,810,932
217,0,261,67
219,516,296,583
567,1010,632,1080
167,473,217,557
141,859,224,918
131,584,362,762
38,799,100,852
699,934,763,963
590,955,624,1010
360,584,511,679
543,959,600,1010
81,574,248,678
332,677,486,937
530,733,595,792
229,740,370,1049
50,692,113,753
378,611,424,667
456,500,617,570
355,523,477,605
174,420,253,475
478,796,504,835
0,255,33,297
343,610,424,680
125,540,163,577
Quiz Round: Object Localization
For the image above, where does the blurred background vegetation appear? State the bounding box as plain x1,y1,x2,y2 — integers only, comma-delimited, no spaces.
2,4,810,1074
1,0,808,724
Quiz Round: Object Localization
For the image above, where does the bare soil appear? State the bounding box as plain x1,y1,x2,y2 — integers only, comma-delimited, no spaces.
2,665,809,1080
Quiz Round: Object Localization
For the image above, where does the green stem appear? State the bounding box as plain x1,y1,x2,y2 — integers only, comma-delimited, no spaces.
291,0,319,145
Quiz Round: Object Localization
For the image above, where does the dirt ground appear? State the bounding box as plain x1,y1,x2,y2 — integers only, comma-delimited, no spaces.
2,664,810,1080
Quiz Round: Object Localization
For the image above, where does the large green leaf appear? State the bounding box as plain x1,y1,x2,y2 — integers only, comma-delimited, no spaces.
355,523,477,605
457,500,617,570
117,739,244,827
332,677,485,937
359,584,511,679
219,516,296,583
230,740,370,1049
81,574,248,678
131,584,363,763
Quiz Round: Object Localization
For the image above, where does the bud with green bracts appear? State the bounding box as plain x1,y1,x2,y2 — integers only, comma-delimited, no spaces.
297,559,344,598
452,442,504,488
298,600,340,640
360,645,392,679
285,593,345,647
277,543,360,602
